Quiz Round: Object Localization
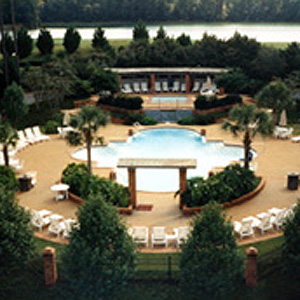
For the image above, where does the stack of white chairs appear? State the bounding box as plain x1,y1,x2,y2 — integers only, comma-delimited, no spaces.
155,81,161,93
141,82,148,93
172,81,180,92
162,81,169,92
151,226,167,248
133,82,141,93
192,81,201,93
181,82,186,92
130,226,149,247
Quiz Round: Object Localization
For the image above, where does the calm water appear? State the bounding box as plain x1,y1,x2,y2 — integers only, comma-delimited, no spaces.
29,23,300,42
72,128,243,192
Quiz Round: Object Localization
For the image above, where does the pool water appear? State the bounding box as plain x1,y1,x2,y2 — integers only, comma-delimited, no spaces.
72,128,243,192
152,96,187,103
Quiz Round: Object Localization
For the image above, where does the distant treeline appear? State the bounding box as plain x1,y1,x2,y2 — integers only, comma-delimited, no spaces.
4,0,300,26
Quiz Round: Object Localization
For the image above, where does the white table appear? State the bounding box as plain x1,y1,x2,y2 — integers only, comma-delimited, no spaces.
51,184,69,201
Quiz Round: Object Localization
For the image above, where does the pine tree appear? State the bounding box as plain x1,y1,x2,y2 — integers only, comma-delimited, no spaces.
133,20,149,41
17,27,33,59
36,28,54,55
63,27,81,54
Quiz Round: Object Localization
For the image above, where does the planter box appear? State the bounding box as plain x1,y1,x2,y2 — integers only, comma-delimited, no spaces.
68,191,133,215
182,177,266,216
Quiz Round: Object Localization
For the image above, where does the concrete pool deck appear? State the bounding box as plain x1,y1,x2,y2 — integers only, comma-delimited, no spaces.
17,123,300,244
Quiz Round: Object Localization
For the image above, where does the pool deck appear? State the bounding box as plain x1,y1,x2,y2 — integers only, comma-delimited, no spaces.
17,123,300,245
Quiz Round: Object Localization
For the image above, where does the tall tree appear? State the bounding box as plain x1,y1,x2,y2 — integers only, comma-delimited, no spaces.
133,20,149,41
154,25,167,40
62,195,135,300
63,27,81,54
67,106,109,174
0,82,28,127
222,104,273,169
180,202,244,300
92,27,111,52
0,33,14,56
0,182,34,276
36,28,54,55
256,81,294,125
0,120,18,167
0,0,9,87
17,27,33,59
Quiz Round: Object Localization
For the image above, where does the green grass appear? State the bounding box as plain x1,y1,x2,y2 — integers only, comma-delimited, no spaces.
291,123,300,135
262,42,289,49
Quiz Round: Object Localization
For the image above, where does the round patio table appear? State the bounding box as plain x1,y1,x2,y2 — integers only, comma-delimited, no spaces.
50,183,69,201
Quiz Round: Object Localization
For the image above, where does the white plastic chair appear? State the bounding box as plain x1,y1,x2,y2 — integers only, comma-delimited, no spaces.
48,219,66,238
151,227,167,248
18,130,31,145
234,219,254,240
155,81,161,93
271,208,287,230
172,81,180,92
25,128,40,144
133,82,141,93
62,219,77,239
181,82,186,92
192,81,201,92
31,210,51,231
162,81,169,92
141,82,148,93
176,226,190,248
251,213,274,235
32,126,50,142
131,227,149,247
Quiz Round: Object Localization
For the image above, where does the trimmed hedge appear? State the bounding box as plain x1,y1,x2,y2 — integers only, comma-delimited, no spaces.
125,113,157,125
62,163,130,207
180,164,260,208
98,95,143,110
0,166,19,192
194,94,242,110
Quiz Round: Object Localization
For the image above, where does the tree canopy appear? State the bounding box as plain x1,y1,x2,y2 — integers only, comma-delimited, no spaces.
63,27,81,54
36,28,54,55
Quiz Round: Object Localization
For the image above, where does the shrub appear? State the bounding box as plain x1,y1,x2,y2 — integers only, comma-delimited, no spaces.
180,203,244,300
180,164,260,207
98,95,143,110
178,114,215,125
194,94,242,110
0,166,19,192
62,195,135,300
70,79,93,98
125,113,157,125
62,163,130,207
43,120,59,134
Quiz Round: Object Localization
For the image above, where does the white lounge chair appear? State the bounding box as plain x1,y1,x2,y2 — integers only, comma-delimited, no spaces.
271,208,287,230
131,226,149,247
48,218,65,238
172,81,180,92
192,81,201,93
133,82,141,93
31,210,52,231
151,227,167,248
32,126,50,142
291,136,300,143
122,83,133,94
181,82,186,92
155,81,161,93
279,128,293,139
250,213,274,235
18,130,31,145
162,81,169,92
62,219,77,239
233,219,254,240
141,81,148,93
25,128,40,144
176,226,190,248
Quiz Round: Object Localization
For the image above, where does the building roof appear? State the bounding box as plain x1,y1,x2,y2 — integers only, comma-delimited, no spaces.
110,67,228,75
117,158,197,169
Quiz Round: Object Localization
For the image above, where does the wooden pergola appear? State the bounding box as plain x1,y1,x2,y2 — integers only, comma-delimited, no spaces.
117,158,197,209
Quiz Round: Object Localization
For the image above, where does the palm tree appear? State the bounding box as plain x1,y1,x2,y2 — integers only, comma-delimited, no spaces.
222,104,273,169
0,120,18,167
67,106,109,174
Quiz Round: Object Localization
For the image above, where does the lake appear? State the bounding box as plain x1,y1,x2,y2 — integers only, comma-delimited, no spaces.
29,23,300,42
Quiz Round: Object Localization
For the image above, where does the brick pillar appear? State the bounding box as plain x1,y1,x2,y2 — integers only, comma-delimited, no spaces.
185,74,191,93
128,168,136,208
43,247,57,286
150,73,155,94
109,171,117,181
245,247,258,287
179,168,187,209
128,129,134,136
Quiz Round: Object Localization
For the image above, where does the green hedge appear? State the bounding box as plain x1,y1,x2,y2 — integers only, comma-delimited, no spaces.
125,113,157,125
180,164,260,207
194,94,242,110
62,163,130,207
0,166,19,192
98,95,143,110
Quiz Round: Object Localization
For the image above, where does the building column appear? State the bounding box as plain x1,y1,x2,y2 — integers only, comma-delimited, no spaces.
118,75,122,92
185,73,191,93
43,247,57,286
179,168,187,209
150,73,155,94
245,247,258,287
128,167,137,208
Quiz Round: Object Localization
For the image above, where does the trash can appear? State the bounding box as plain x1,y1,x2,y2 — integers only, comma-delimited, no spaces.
19,175,32,192
287,172,299,190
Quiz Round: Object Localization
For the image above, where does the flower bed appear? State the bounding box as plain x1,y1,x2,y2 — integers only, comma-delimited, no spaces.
182,176,265,215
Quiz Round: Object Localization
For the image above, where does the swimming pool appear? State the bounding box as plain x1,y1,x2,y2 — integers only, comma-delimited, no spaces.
72,128,243,192
152,96,187,103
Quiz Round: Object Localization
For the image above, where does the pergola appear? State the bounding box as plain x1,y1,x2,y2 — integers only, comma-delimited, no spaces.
117,158,197,209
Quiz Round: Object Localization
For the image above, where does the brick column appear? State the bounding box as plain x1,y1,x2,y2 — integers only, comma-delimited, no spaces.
109,171,117,181
43,247,57,286
245,247,258,287
179,168,187,209
185,74,191,93
128,168,137,208
118,75,122,92
150,73,155,94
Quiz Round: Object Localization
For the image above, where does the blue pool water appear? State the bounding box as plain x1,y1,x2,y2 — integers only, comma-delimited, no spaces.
72,128,243,192
152,96,187,103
